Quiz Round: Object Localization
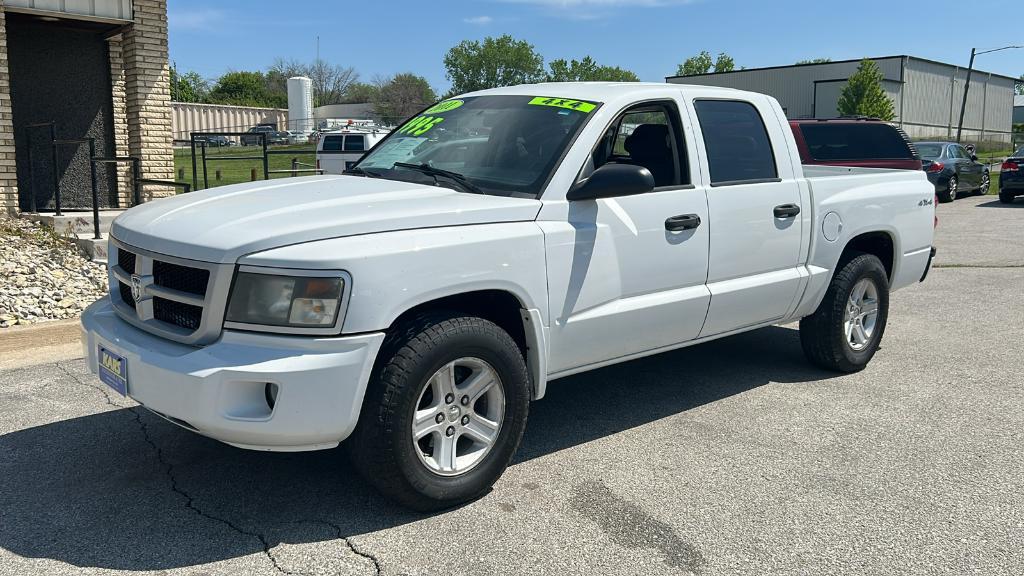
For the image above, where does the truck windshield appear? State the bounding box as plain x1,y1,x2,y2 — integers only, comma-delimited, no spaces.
355,95,600,198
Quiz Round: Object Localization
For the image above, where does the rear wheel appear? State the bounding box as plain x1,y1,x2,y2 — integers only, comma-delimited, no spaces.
940,176,958,202
347,313,530,511
800,253,890,372
999,190,1015,204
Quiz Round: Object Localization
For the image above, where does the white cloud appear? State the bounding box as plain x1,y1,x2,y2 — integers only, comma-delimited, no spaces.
463,15,495,24
169,8,226,32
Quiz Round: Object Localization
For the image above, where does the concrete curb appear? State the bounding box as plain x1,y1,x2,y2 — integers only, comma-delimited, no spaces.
0,318,83,370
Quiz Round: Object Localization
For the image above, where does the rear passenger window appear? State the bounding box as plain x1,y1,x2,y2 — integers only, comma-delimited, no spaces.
322,135,343,152
344,135,365,152
694,100,778,185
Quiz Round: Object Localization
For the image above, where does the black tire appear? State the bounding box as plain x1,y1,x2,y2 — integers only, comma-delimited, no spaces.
977,172,990,196
939,176,957,203
799,253,890,373
999,191,1015,204
346,313,530,511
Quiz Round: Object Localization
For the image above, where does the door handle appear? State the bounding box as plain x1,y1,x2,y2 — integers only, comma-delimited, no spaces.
773,203,801,218
665,213,701,231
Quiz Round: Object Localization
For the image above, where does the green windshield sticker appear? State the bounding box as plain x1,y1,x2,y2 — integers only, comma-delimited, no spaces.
423,99,464,114
528,97,597,113
396,115,445,136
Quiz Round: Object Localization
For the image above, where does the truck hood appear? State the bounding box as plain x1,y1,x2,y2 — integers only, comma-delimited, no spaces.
111,175,542,263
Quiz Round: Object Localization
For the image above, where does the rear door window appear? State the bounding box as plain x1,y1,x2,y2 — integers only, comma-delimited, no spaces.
321,135,344,152
343,135,365,152
694,99,778,185
799,123,914,161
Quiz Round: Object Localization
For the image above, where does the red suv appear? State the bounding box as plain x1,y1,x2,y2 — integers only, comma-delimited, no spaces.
789,119,923,170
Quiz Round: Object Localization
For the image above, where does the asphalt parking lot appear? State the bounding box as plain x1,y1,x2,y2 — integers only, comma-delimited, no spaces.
1,194,1021,576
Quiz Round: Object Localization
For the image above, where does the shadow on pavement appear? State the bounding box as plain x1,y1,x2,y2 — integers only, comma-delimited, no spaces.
976,199,1023,208
0,325,838,571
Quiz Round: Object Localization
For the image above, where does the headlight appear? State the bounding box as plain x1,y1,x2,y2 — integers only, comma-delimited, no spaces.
225,268,348,333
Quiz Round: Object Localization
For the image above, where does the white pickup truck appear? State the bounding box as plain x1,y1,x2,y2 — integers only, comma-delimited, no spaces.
82,83,936,510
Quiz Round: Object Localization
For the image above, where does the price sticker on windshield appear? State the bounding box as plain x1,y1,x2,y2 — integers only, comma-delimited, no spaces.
528,97,597,113
423,99,464,114
396,115,445,136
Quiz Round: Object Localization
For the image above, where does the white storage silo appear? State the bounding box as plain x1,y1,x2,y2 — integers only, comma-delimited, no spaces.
287,76,313,134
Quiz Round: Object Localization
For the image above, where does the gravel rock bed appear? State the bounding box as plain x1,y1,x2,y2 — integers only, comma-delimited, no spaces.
0,217,108,328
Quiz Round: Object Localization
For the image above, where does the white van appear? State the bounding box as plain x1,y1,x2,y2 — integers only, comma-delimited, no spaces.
315,128,386,175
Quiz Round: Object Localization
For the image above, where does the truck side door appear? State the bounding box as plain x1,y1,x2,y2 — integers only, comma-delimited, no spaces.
540,98,711,375
687,97,805,337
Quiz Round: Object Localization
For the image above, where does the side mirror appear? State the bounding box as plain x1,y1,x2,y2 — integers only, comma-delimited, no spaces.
567,163,655,201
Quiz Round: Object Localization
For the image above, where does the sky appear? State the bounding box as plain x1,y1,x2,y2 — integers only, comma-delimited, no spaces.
168,0,1023,92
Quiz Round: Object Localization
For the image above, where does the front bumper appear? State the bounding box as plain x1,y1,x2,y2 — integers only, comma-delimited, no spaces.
81,298,385,451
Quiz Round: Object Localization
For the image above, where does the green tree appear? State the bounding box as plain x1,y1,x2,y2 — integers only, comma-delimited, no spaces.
837,58,895,120
372,73,437,126
443,35,546,95
342,82,379,104
797,58,832,65
1015,74,1023,96
169,62,209,103
547,56,640,82
207,71,284,108
676,51,736,76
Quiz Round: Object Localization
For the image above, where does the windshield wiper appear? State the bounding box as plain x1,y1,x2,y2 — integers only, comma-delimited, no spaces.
342,166,381,178
393,162,484,195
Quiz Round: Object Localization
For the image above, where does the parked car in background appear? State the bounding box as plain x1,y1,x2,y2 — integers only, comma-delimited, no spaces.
999,145,1024,204
286,131,307,145
240,125,276,146
789,118,922,170
196,135,232,147
916,142,990,202
315,128,386,174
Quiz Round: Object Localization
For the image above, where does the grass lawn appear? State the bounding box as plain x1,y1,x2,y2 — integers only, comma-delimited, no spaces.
173,144,319,190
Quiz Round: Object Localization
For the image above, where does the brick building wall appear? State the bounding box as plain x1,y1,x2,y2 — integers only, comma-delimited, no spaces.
0,6,17,216
121,0,173,200
108,39,132,206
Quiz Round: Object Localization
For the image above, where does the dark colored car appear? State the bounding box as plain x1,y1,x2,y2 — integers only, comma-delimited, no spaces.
916,142,990,203
196,135,231,147
998,146,1024,204
789,119,922,170
236,125,274,145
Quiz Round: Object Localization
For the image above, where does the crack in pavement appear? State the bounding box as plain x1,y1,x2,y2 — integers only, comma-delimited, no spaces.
59,362,300,575
61,362,385,576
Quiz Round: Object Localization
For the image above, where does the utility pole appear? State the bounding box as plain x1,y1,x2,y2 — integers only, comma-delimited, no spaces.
954,48,975,143
955,44,1022,143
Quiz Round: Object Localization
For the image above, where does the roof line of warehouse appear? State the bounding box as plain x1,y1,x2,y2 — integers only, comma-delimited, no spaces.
665,55,1020,83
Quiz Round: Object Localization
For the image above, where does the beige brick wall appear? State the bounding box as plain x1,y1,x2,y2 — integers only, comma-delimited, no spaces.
108,38,133,207
122,0,173,200
0,5,18,215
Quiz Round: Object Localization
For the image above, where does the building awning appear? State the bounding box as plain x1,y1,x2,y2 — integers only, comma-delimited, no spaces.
5,0,132,24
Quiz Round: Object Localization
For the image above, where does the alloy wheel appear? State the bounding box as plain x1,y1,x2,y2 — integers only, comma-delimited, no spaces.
411,358,505,476
844,278,880,352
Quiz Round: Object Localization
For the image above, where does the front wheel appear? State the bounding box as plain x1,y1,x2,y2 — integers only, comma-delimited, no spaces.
799,253,890,372
347,314,530,511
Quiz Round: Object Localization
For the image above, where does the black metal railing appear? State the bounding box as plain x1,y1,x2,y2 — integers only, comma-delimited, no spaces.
189,131,323,191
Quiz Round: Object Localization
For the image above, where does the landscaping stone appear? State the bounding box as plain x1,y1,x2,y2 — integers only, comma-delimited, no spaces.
0,217,107,328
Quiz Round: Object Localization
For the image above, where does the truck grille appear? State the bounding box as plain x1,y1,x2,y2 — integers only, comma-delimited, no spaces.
152,297,203,330
153,261,209,296
109,240,229,345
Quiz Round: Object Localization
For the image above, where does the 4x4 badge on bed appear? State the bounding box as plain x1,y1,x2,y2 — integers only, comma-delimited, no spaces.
918,198,933,206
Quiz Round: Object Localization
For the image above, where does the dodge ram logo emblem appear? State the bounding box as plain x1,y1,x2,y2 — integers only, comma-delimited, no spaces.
130,274,144,303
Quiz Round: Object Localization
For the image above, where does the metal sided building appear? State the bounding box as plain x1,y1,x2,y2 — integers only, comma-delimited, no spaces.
666,56,1016,147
